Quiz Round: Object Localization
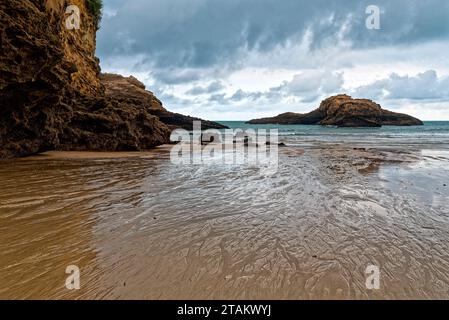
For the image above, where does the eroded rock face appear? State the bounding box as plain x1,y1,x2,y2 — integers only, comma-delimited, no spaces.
57,95,171,152
1,0,102,96
1,0,225,159
1,0,93,158
101,73,229,131
247,94,423,127
318,95,383,127
101,73,166,112
0,1,227,159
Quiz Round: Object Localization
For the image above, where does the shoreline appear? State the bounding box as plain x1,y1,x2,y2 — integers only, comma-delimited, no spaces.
1,143,448,299
17,145,175,160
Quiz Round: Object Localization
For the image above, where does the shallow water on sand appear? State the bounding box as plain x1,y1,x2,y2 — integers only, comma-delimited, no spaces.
0,146,448,299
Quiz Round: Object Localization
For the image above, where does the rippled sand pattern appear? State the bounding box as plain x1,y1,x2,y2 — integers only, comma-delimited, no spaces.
1,147,448,299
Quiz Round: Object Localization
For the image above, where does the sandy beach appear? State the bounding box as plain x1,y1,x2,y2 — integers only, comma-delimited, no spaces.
1,144,448,299
3,0,449,309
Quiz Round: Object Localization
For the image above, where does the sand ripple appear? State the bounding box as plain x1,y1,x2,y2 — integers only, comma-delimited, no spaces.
0,147,448,299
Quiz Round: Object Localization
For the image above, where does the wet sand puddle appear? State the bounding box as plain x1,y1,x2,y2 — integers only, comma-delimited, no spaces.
0,146,448,299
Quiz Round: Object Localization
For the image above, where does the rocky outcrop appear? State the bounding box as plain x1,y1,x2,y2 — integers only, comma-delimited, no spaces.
101,74,228,131
247,94,423,127
379,109,423,126
0,0,224,159
0,0,170,158
57,96,171,153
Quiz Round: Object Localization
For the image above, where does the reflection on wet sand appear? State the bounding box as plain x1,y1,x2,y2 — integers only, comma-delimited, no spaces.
1,146,448,299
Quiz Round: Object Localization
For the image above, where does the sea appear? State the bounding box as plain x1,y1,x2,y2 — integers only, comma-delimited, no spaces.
218,121,449,149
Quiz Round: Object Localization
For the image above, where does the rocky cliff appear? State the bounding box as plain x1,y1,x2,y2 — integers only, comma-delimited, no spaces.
247,95,423,127
101,74,228,131
0,0,225,159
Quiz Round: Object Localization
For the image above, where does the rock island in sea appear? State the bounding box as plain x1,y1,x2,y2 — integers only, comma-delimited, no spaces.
247,94,423,127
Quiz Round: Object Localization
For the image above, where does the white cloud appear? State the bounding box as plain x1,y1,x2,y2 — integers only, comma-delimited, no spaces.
353,70,449,101
286,70,344,100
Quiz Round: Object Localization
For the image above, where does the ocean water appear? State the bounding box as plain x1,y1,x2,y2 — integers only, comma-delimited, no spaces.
218,121,449,149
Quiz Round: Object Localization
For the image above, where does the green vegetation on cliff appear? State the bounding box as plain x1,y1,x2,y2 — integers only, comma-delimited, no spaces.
86,0,103,29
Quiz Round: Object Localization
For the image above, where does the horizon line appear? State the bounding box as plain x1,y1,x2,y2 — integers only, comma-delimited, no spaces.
209,119,449,122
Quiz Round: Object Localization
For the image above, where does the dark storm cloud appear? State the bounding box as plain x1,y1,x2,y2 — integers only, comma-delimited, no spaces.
97,0,449,69
151,69,202,84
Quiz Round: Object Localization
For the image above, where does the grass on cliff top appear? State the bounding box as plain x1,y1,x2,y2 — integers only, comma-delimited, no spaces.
86,0,103,29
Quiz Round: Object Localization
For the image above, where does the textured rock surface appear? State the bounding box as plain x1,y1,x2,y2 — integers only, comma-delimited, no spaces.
101,74,228,131
247,94,423,127
0,0,223,159
57,95,171,152
2,0,86,157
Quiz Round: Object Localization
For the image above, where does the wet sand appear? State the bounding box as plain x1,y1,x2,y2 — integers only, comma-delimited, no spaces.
0,145,448,299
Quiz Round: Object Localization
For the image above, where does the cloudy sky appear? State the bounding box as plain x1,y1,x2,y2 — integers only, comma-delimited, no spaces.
97,0,449,120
